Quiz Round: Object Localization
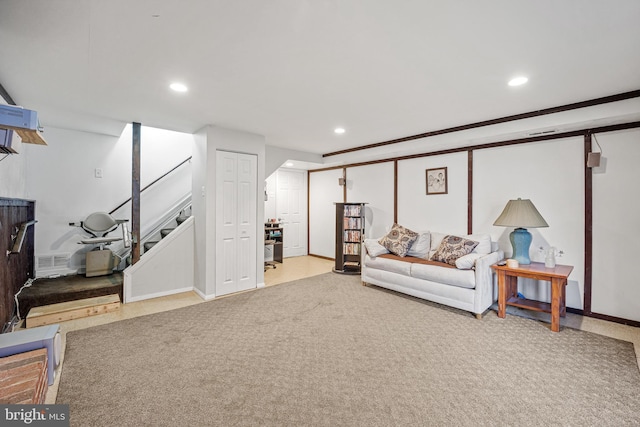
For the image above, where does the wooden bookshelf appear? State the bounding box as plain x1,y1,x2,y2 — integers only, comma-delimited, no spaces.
333,202,366,275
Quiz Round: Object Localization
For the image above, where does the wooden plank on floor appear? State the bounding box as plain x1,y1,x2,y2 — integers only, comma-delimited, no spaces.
26,294,120,328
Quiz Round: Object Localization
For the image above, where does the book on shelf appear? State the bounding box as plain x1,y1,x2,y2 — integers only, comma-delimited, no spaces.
343,217,362,230
343,230,361,242
343,205,362,217
343,243,361,255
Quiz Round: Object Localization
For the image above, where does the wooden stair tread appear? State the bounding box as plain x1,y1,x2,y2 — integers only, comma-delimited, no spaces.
26,294,120,328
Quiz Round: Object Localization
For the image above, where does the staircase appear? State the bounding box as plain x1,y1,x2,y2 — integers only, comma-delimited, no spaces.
142,209,191,255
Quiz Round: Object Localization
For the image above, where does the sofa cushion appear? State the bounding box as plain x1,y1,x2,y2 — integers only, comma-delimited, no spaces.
378,223,419,257
407,231,431,258
377,253,454,269
431,235,479,266
364,239,389,257
364,254,412,276
410,262,476,289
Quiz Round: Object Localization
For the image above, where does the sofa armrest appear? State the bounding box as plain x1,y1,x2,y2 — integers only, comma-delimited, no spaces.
473,250,505,313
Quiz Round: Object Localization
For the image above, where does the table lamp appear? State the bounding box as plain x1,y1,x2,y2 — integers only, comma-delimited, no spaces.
493,198,548,264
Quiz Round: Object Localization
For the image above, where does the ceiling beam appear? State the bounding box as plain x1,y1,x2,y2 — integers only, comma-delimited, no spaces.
322,89,640,158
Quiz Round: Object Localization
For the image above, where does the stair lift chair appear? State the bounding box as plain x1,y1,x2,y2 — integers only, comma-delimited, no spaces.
72,212,130,277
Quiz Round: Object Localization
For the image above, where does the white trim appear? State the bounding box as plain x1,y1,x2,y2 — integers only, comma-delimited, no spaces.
125,286,197,304
193,287,216,301
123,216,195,303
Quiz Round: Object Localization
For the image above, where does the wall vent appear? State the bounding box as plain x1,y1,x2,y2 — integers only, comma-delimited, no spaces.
36,253,70,270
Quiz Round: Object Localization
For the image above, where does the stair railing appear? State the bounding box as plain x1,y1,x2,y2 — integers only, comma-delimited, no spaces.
109,156,192,215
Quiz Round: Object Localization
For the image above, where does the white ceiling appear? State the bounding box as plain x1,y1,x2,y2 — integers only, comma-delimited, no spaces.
1,0,639,156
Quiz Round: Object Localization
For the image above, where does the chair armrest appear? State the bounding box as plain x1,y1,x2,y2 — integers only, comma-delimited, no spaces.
473,250,505,313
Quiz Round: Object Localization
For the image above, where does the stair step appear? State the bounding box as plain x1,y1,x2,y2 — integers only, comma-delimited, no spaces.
160,228,175,238
176,215,189,225
26,294,120,328
143,241,159,251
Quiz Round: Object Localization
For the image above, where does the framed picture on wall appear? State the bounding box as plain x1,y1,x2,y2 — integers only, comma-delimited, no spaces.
426,167,448,195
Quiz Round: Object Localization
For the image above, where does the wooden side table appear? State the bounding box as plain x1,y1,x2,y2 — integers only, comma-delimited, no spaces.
491,262,574,332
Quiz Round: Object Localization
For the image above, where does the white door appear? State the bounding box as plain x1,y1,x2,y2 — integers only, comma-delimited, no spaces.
276,169,307,257
216,151,257,296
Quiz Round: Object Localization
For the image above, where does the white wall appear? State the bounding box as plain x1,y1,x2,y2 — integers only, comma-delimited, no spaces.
0,132,29,199
22,124,193,276
265,145,322,177
308,128,638,320
0,97,29,199
592,128,640,321
474,138,585,309
397,152,468,234
191,128,208,297
124,216,195,302
308,169,343,258
264,172,277,221
346,163,394,239
193,125,266,298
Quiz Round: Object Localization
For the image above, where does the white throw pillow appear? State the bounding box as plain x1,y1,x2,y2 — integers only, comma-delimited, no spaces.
455,253,484,269
466,234,492,255
430,232,445,249
407,231,431,259
364,239,389,257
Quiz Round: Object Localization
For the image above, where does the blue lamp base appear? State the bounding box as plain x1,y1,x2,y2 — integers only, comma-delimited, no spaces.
510,227,532,264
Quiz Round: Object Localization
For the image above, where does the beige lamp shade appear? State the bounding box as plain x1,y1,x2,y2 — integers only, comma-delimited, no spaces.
493,198,548,228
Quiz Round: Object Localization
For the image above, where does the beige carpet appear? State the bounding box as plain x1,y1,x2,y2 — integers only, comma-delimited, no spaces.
56,273,640,426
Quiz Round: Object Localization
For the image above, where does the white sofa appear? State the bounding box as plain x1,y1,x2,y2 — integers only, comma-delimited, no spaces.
361,231,504,318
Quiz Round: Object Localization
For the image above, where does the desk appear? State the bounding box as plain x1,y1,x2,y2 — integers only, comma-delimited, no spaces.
265,224,283,268
491,262,574,332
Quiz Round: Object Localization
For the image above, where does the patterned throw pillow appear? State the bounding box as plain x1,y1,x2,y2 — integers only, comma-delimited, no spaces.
378,224,419,257
431,235,479,266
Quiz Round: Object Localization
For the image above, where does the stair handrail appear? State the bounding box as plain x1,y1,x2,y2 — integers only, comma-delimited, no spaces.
109,156,192,215
114,197,192,262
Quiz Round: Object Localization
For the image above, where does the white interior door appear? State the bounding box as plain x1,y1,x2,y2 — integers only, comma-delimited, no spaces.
216,151,257,296
276,169,307,257
236,154,257,292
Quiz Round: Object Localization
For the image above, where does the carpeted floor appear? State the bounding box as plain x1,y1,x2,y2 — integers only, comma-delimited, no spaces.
56,273,640,426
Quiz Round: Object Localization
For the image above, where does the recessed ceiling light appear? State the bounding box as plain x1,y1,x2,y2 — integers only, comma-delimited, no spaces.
169,82,188,92
285,162,294,167
334,127,346,134
508,76,528,87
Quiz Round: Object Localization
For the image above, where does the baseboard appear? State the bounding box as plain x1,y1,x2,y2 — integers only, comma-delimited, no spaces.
192,287,216,301
308,253,334,261
125,286,194,304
